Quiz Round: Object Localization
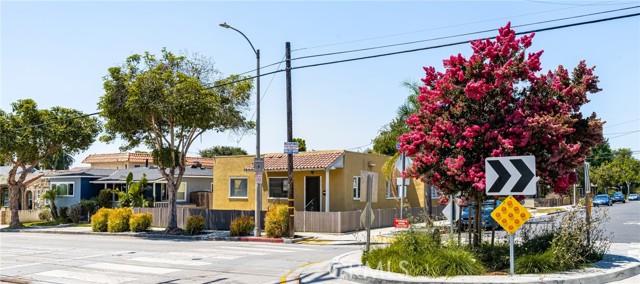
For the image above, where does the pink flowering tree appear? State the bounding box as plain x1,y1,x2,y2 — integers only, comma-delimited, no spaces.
399,23,603,244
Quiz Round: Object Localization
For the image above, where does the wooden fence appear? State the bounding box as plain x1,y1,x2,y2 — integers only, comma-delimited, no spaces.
134,206,445,233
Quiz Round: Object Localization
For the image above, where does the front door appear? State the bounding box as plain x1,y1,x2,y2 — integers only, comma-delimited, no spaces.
305,176,320,212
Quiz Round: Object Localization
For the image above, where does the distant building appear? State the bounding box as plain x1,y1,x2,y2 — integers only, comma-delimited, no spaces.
82,152,214,169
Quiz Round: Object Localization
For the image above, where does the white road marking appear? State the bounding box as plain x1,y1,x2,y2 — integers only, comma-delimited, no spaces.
251,244,316,251
217,246,295,253
194,248,267,256
35,270,136,284
168,251,240,260
130,257,210,266
623,221,640,225
0,252,118,271
85,262,179,274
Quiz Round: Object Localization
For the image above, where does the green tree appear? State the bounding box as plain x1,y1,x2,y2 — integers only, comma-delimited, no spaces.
115,173,150,208
199,146,247,157
41,188,59,220
41,151,75,170
292,138,307,152
588,140,614,168
0,99,100,228
372,81,420,156
99,49,253,233
609,149,640,195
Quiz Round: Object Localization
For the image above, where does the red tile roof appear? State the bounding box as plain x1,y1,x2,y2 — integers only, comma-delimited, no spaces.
244,151,344,172
82,153,214,168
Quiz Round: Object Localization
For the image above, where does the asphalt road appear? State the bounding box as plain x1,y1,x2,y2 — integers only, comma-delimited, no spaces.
596,200,640,243
0,233,358,284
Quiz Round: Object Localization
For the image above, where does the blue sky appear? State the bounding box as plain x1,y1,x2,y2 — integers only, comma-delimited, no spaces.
1,1,639,167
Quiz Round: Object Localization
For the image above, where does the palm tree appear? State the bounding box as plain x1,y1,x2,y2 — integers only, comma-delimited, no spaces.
42,152,75,170
41,188,59,220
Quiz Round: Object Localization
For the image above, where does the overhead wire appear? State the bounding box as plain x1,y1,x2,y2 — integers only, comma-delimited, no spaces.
6,11,640,132
292,0,628,52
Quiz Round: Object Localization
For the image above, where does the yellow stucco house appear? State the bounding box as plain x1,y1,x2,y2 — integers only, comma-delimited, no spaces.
212,150,428,212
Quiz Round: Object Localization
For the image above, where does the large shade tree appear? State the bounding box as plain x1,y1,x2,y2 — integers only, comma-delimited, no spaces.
99,49,253,233
398,23,604,244
199,146,248,157
0,99,101,227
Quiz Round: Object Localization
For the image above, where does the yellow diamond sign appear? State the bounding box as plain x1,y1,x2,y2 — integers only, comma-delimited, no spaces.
491,196,531,235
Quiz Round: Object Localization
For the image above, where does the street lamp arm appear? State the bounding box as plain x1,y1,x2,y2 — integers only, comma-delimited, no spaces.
219,22,258,56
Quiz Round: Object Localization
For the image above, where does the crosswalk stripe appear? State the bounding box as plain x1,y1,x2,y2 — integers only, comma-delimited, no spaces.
194,248,267,256
35,269,136,284
251,244,316,251
168,252,241,260
130,257,210,266
85,262,179,274
217,246,295,253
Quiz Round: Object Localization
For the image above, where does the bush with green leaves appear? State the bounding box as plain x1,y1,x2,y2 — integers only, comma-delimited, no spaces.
363,230,485,277
58,207,70,223
265,204,288,238
107,208,133,233
97,189,112,208
91,208,112,232
38,209,51,221
78,199,98,221
69,205,82,223
516,250,557,274
185,215,205,235
129,212,153,232
230,216,254,236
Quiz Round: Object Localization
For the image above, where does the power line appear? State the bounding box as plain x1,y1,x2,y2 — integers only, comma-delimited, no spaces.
8,12,640,132
290,5,640,62
605,118,640,128
232,5,639,77
293,0,628,52
8,111,101,131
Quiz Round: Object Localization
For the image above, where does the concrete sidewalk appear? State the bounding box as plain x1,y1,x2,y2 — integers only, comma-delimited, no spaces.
330,243,640,284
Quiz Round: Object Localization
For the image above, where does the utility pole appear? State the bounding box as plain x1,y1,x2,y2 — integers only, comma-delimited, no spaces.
286,42,295,238
401,151,405,219
585,162,591,244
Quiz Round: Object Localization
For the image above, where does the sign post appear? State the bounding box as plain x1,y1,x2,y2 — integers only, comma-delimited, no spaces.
584,162,591,243
360,170,378,253
486,155,537,276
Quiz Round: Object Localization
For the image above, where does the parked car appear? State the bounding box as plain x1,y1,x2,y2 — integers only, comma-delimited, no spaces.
611,192,626,204
629,194,639,201
593,194,612,207
460,200,502,230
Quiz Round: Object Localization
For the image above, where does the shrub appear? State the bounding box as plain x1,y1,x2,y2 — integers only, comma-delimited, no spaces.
107,208,133,233
78,199,98,221
364,230,485,277
58,207,70,223
472,242,510,271
516,250,557,274
265,204,288,238
129,212,153,232
230,216,254,236
69,205,82,223
91,208,112,232
97,189,112,208
38,209,51,221
185,215,205,235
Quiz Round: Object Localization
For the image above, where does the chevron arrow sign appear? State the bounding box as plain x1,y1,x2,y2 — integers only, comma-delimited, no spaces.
485,155,536,196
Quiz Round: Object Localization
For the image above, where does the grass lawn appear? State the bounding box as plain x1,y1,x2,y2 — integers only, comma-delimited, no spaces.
532,208,564,214
23,220,60,227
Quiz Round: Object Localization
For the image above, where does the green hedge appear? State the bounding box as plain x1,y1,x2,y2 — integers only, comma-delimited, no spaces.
265,204,288,238
185,215,205,235
107,208,133,233
129,212,153,232
91,208,112,232
230,216,254,236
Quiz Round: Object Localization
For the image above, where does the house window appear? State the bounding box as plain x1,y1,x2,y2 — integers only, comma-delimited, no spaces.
229,178,248,198
36,190,41,200
1,188,8,207
353,176,361,200
269,178,288,198
385,179,396,199
27,191,33,210
158,183,187,201
52,183,74,196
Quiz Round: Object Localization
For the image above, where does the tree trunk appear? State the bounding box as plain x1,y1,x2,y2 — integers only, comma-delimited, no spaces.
166,181,178,231
9,184,22,228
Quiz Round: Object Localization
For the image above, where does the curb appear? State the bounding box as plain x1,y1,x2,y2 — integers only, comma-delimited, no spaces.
329,251,640,284
0,228,314,243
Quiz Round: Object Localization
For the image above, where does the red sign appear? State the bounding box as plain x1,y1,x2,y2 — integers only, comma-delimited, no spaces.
394,218,409,229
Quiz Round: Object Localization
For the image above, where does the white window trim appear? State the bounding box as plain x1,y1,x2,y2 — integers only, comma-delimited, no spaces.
51,182,74,197
353,176,361,200
386,179,399,200
268,177,289,199
229,177,249,198
177,182,187,202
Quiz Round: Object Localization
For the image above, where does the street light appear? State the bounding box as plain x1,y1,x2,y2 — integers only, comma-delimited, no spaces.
220,22,263,237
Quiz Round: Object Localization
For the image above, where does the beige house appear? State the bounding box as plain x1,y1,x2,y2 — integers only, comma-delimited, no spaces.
212,150,429,212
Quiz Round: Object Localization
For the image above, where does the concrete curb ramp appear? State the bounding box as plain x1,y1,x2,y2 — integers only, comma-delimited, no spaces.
329,251,640,284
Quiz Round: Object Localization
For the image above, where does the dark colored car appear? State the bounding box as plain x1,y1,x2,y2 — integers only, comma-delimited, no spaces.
629,194,638,201
460,200,502,230
593,194,612,207
611,192,626,204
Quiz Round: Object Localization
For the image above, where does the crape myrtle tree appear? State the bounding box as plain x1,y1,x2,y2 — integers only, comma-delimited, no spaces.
398,23,604,245
99,49,253,233
0,99,101,228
